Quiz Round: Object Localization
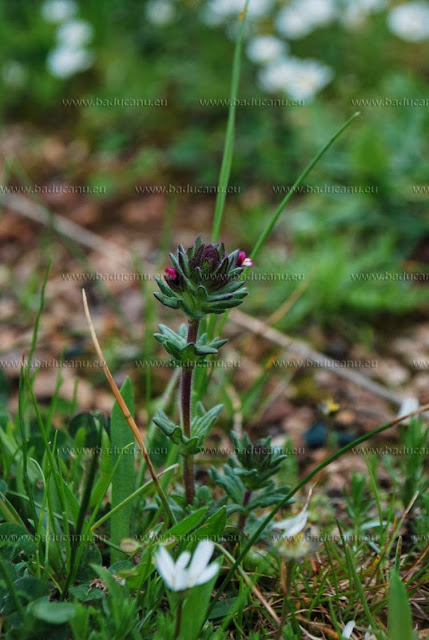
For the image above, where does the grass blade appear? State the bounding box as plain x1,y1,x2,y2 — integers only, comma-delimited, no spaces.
110,378,135,563
250,112,360,261
212,1,249,242
388,569,415,640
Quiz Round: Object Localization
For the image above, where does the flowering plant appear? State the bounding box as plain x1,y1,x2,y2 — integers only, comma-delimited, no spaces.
154,236,253,503
154,236,252,319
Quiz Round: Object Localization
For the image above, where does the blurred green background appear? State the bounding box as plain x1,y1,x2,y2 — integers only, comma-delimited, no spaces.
1,0,428,335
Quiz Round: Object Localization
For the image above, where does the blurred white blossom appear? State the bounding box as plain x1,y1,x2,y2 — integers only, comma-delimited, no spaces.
146,0,176,26
41,0,77,23
387,2,429,41
342,620,356,639
203,0,274,25
273,488,318,559
299,0,337,27
2,61,27,87
155,540,219,592
247,35,287,63
276,0,336,39
47,46,94,78
276,6,314,39
259,57,333,101
57,20,93,47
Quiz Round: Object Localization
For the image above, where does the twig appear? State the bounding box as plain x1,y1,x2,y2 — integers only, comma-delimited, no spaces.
1,193,128,264
82,289,175,525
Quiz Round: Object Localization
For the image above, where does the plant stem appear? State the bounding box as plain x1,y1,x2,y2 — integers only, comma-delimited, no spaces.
181,318,200,504
174,599,183,640
275,559,296,640
238,489,252,531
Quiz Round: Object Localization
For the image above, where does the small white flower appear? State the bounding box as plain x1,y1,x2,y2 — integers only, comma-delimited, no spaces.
41,0,77,23
275,487,313,538
146,0,176,26
276,6,315,39
245,0,274,18
57,20,93,47
398,396,419,417
259,57,298,93
2,61,27,87
276,0,336,39
259,57,333,101
155,540,219,592
299,0,337,27
203,0,274,25
246,35,287,64
274,488,316,559
47,46,94,78
342,620,356,639
387,2,429,42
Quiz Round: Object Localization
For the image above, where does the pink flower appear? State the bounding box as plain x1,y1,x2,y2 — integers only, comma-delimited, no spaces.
237,251,253,267
165,267,178,280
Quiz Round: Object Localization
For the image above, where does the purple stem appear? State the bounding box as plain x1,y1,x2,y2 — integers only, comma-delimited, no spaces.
181,318,200,504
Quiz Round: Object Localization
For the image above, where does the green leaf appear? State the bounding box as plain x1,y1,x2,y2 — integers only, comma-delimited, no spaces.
110,378,135,564
180,566,219,640
153,410,201,454
210,467,244,504
191,507,227,547
388,569,415,640
2,577,48,615
248,487,291,510
0,523,36,559
69,584,105,602
76,544,103,581
31,599,77,624
167,507,208,539
192,404,223,442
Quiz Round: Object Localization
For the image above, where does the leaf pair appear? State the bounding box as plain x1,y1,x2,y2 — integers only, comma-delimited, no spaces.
153,403,223,455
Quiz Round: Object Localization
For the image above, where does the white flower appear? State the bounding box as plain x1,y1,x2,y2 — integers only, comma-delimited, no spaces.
247,35,287,64
259,57,333,101
57,20,93,47
398,396,419,417
2,61,27,87
299,0,337,27
245,0,274,18
47,46,94,78
155,540,219,592
342,620,356,639
274,488,316,559
41,0,77,23
259,57,298,93
276,0,336,39
203,0,274,25
276,6,315,39
387,2,429,42
146,0,176,26
275,487,313,538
